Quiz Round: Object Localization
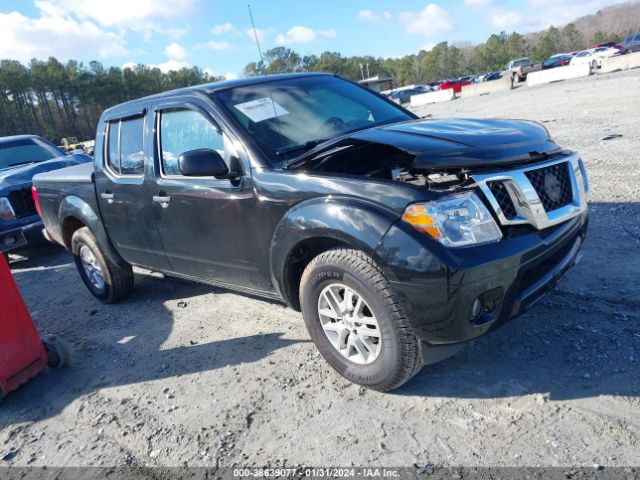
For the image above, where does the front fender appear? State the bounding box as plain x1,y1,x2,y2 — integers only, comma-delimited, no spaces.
269,197,398,303
58,195,129,268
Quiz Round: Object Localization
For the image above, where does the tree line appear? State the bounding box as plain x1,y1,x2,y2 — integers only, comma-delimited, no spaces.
0,16,636,143
0,58,222,142
244,25,635,85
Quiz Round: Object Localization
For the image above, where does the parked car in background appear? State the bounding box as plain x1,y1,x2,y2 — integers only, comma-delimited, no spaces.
482,71,502,82
571,47,620,69
438,78,472,93
542,54,573,69
505,57,542,82
33,73,589,391
388,86,431,104
0,135,91,255
590,41,624,53
619,32,640,53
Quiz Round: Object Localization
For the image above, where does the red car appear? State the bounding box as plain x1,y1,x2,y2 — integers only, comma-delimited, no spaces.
438,79,473,93
591,41,624,52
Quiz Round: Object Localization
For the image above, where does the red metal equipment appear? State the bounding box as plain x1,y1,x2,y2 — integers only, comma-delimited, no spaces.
0,254,68,397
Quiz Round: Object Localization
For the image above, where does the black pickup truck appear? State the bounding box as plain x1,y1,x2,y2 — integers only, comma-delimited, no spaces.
33,73,589,391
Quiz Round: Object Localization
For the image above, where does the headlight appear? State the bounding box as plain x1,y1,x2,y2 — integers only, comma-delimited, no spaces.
401,192,502,247
0,197,15,221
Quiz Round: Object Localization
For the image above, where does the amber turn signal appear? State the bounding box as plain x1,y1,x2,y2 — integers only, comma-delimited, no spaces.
401,204,442,239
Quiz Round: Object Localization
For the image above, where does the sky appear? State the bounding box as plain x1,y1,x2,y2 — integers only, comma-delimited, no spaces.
0,0,628,79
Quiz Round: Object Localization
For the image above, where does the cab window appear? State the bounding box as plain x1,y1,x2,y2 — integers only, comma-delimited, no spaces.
158,109,224,176
106,117,145,176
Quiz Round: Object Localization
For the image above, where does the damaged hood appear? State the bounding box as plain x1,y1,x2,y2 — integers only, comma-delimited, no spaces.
304,118,562,169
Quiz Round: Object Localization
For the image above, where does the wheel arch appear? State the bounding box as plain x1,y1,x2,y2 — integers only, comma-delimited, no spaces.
58,195,129,268
270,197,397,311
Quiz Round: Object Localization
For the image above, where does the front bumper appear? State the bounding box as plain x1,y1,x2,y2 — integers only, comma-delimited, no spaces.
377,212,588,346
0,220,44,253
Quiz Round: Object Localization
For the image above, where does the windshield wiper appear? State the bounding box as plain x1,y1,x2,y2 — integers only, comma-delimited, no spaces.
275,138,329,157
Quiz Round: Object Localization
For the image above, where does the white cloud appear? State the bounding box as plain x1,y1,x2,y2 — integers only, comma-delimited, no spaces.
275,26,336,45
198,40,232,51
487,0,623,33
202,68,239,80
35,0,197,29
319,29,336,39
210,22,237,35
151,59,191,73
0,10,127,62
491,10,523,29
164,42,187,60
245,27,268,43
464,0,494,6
122,61,138,70
400,4,455,38
357,9,392,23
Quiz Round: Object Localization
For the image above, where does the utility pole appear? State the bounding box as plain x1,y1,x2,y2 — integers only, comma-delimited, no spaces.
359,63,364,80
248,4,264,70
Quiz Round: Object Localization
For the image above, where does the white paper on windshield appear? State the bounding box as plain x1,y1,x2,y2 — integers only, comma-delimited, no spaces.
234,97,289,123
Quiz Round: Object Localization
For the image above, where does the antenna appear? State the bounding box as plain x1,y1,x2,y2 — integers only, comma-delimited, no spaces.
248,4,264,68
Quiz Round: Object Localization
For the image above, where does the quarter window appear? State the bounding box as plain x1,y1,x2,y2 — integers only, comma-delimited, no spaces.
159,109,224,176
106,117,145,175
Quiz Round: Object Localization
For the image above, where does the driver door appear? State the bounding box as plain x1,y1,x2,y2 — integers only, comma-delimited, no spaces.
149,98,267,290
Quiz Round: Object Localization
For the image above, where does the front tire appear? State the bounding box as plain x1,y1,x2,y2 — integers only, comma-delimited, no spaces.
299,248,422,391
71,227,134,303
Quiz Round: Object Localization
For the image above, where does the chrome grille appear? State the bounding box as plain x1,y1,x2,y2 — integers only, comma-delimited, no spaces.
525,162,572,212
472,153,588,231
487,181,517,219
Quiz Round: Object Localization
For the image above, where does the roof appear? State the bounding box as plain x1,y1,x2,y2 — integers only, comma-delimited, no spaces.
0,134,43,145
102,72,331,118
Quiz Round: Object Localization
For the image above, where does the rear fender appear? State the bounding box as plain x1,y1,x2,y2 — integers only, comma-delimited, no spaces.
58,195,129,268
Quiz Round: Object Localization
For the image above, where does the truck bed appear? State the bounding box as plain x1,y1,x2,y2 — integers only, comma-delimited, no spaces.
32,162,99,248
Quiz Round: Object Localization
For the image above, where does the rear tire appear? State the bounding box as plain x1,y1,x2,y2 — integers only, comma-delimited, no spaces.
299,248,422,391
71,227,134,303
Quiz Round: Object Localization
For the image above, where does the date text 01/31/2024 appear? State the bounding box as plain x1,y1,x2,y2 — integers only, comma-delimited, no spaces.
232,468,401,478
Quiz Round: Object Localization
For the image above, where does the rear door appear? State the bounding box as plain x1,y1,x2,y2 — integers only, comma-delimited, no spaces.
148,96,270,291
94,111,171,270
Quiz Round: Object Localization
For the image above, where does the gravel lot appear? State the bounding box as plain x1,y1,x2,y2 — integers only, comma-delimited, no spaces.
2,69,639,469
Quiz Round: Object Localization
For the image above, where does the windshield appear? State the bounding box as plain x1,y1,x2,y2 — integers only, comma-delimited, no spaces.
215,75,411,163
0,137,63,170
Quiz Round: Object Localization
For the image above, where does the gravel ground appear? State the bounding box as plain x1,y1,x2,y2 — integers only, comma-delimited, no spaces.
1,69,639,469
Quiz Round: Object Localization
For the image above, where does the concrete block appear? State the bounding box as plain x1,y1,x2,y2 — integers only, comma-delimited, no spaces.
527,63,591,87
600,52,640,73
410,89,455,107
460,76,512,98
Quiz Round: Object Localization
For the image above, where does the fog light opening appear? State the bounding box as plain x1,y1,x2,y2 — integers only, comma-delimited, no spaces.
4,235,17,247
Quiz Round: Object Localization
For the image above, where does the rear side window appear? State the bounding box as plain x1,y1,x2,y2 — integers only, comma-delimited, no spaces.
159,109,224,176
106,117,145,176
634,34,640,41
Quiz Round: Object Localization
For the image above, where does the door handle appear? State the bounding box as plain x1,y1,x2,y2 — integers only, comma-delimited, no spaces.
153,195,172,206
101,192,115,200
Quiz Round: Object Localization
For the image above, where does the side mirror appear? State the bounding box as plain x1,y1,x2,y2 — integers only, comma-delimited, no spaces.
178,149,230,178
